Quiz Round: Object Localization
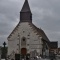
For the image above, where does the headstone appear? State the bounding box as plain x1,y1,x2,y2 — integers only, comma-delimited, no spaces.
15,54,20,60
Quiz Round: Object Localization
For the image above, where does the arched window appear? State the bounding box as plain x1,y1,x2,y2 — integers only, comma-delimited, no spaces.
21,37,26,46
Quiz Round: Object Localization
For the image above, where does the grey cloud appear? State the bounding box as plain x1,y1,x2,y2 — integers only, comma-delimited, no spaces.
0,0,60,47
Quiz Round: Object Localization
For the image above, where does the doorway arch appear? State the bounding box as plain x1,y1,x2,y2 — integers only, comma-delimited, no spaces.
21,48,27,55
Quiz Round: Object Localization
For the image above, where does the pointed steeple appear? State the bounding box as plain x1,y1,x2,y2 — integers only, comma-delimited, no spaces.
21,0,31,12
20,0,32,22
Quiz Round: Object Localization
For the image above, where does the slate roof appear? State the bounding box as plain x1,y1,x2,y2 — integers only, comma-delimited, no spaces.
49,41,58,49
21,0,31,13
29,23,50,42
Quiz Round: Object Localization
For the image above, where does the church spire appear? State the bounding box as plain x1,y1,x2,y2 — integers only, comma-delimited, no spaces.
20,0,32,22
21,0,31,12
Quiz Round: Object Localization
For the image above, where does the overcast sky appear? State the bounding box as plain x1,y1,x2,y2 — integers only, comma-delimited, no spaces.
0,0,60,47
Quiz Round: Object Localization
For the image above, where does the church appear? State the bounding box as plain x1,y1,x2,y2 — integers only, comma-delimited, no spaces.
7,0,50,60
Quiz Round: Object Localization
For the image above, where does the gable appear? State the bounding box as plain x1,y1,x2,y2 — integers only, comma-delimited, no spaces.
8,22,50,42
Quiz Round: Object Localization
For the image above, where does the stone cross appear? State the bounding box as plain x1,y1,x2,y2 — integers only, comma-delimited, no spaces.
3,42,6,48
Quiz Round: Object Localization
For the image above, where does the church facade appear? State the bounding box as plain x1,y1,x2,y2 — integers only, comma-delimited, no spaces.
7,0,50,60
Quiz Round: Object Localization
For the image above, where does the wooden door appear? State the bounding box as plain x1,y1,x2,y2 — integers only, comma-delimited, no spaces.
21,48,27,55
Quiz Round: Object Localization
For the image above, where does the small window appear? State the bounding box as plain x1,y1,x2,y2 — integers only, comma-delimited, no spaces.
21,37,26,46
23,31,25,33
23,38,25,41
27,44,29,46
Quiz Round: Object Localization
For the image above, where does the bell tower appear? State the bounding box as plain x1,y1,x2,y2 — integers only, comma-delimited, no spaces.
20,0,32,22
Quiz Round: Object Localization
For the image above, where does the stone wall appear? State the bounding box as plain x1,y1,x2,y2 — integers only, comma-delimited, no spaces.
8,22,43,56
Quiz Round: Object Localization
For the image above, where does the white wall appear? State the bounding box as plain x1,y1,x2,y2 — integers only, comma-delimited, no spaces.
8,22,43,55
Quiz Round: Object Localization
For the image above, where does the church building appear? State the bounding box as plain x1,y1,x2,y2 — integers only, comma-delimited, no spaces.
7,0,50,60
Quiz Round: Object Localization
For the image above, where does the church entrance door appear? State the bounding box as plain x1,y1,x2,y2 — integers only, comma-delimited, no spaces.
21,48,27,55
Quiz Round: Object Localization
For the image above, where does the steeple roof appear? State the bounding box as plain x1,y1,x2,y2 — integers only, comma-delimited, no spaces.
21,0,31,12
